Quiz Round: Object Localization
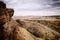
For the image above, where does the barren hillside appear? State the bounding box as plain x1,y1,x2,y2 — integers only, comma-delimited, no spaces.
15,16,60,40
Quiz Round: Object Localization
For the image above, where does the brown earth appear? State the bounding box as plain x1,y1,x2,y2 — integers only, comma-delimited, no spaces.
15,17,60,40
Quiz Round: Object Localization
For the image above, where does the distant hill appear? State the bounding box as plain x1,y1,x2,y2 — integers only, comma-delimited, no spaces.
13,15,60,19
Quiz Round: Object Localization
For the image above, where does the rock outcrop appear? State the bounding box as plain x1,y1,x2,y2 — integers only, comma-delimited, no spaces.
0,1,43,40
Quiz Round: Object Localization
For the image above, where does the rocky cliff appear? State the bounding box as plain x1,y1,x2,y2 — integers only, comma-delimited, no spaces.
0,1,43,40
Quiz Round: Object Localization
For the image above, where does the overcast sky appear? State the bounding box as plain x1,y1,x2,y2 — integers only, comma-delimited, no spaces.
0,0,60,16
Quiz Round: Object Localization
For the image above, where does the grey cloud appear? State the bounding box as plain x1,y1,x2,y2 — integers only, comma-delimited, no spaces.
0,0,60,16
1,0,60,9
52,0,59,1
48,0,60,7
51,2,60,7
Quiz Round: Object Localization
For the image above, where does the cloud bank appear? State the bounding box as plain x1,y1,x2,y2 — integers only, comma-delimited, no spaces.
0,0,60,16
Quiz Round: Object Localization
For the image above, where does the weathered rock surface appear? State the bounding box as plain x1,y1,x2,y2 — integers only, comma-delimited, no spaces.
0,1,44,40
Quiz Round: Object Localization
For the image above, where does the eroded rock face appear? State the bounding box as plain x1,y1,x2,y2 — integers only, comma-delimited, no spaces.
0,1,6,9
0,1,43,40
0,9,14,25
0,1,15,40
